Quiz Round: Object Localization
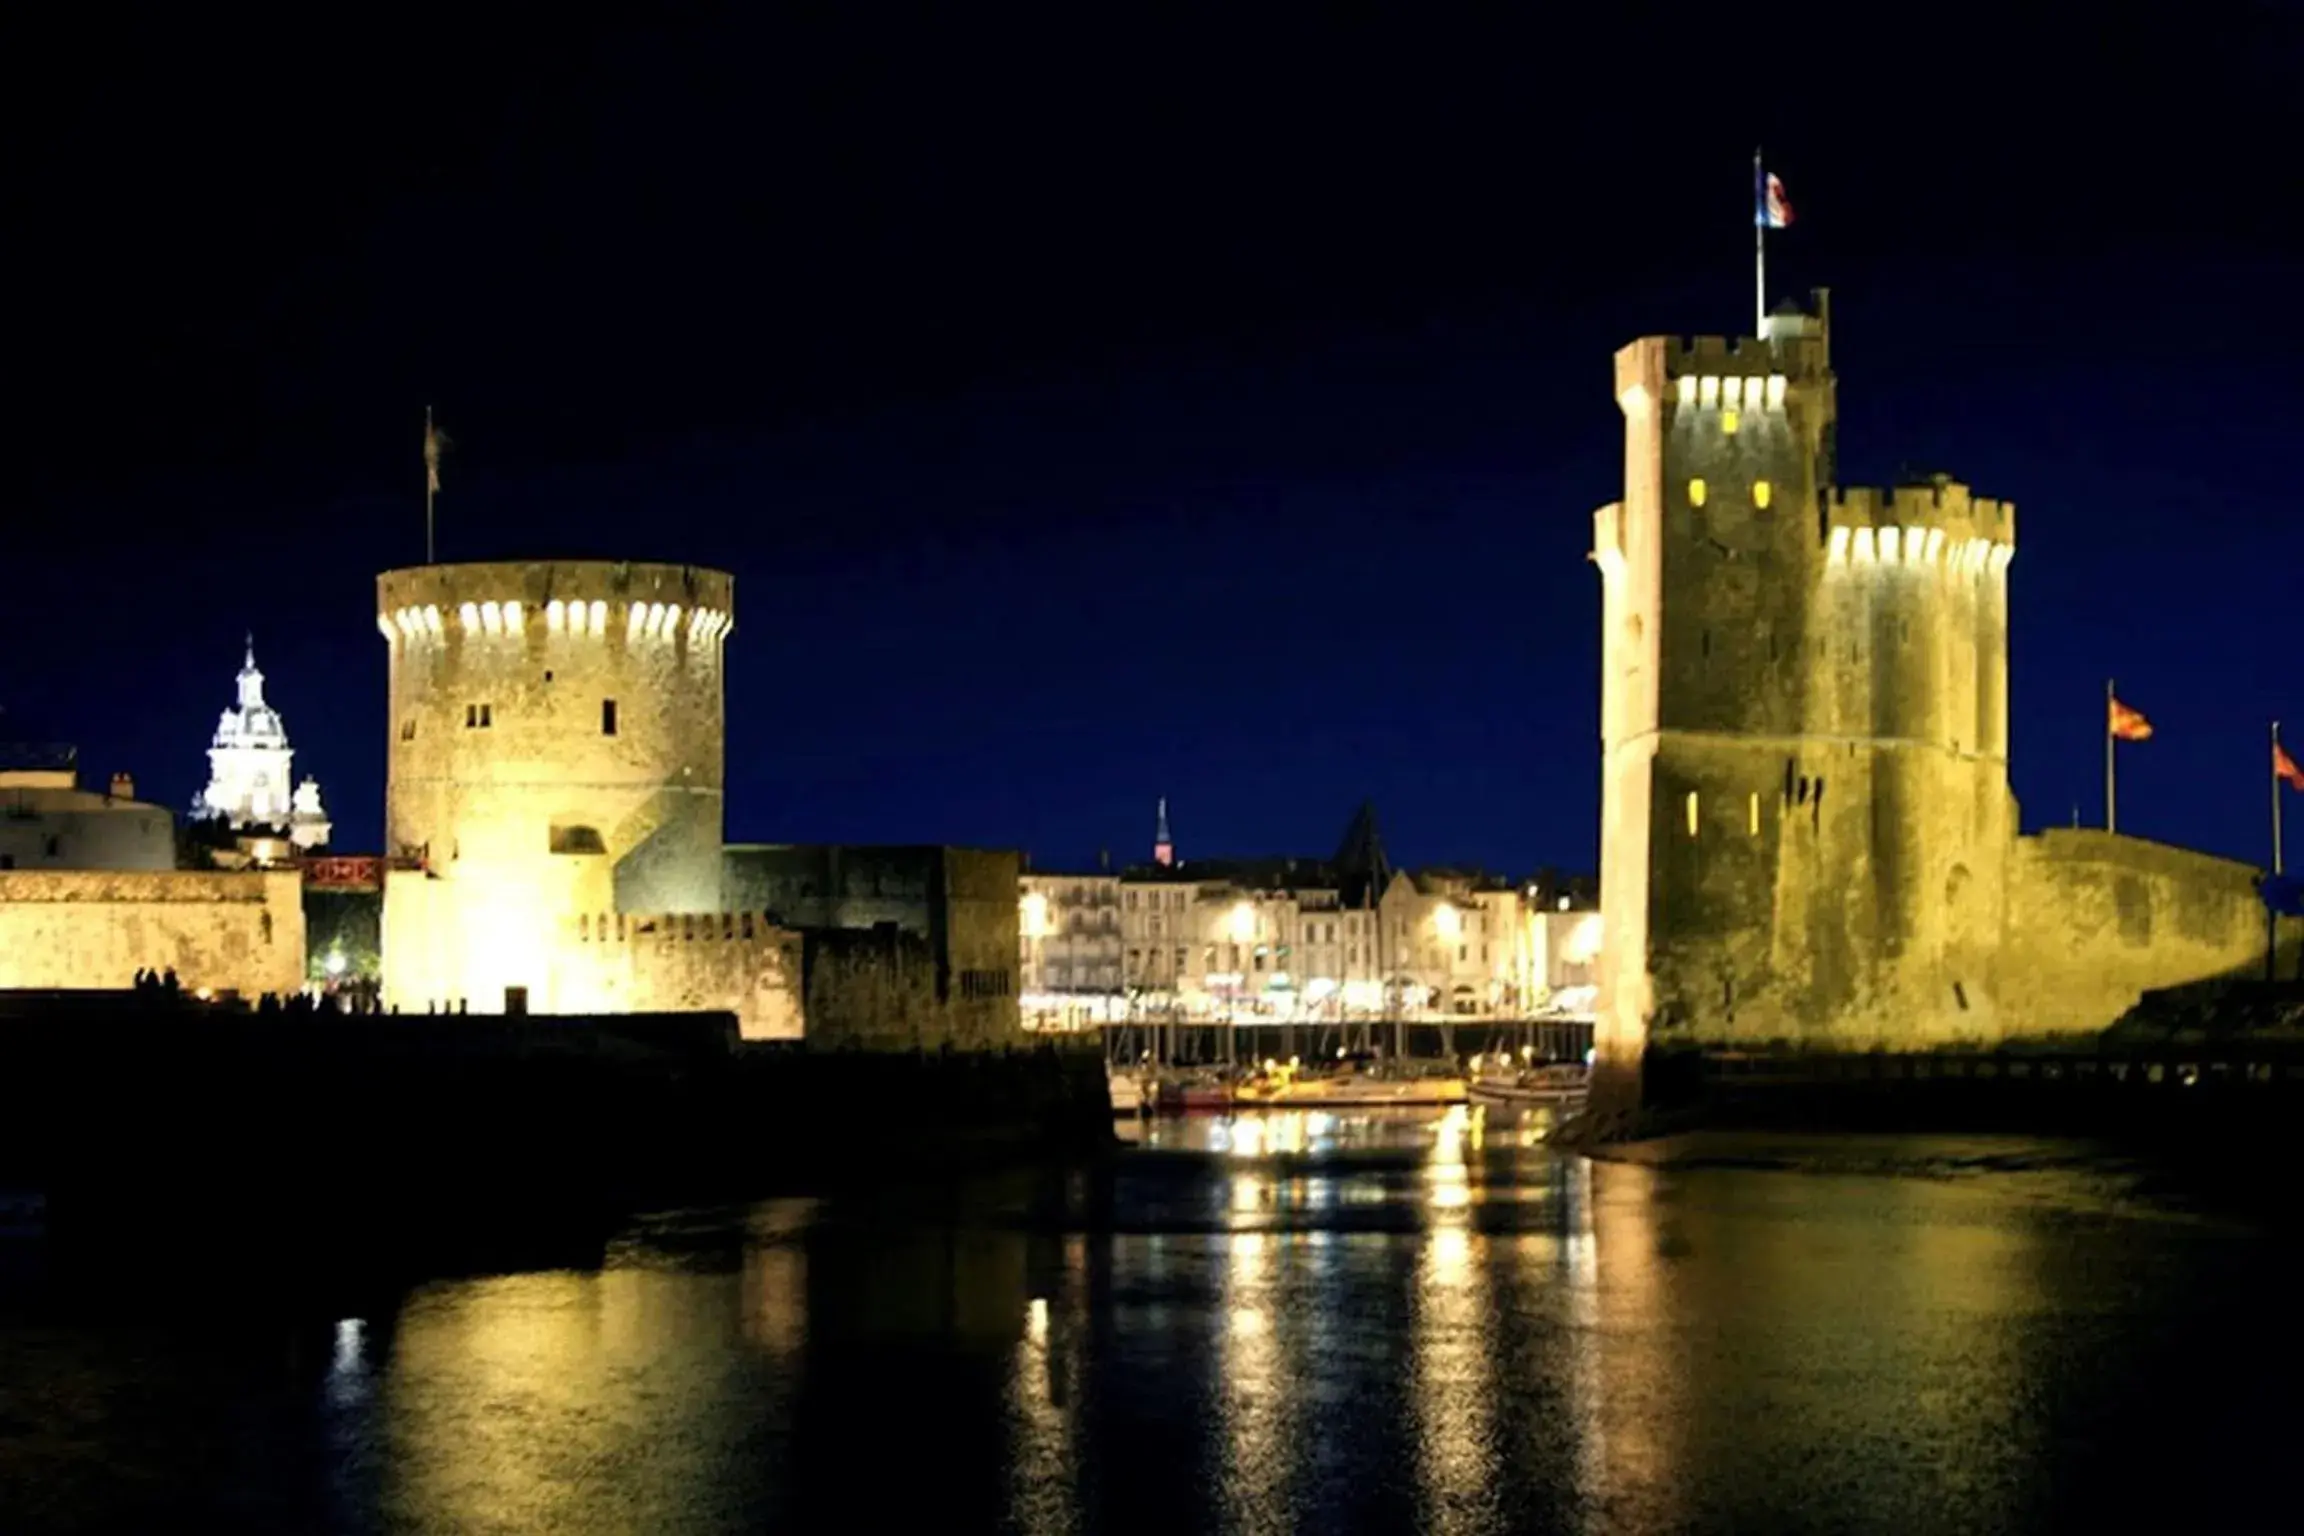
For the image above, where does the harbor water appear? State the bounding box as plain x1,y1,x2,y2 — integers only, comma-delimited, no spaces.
1,1105,2295,1533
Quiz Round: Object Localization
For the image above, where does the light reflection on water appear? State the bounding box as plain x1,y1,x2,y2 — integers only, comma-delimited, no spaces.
1,1113,2297,1534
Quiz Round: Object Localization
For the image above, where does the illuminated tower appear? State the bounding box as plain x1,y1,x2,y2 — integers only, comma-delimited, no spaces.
1153,796,1174,866
1590,292,2016,1105
376,560,734,1012
200,637,330,849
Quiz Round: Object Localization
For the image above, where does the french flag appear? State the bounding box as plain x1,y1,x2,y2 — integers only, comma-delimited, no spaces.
1757,166,1793,229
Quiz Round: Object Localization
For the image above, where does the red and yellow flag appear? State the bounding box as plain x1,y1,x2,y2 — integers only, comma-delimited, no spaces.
2277,740,2304,792
2108,696,2153,742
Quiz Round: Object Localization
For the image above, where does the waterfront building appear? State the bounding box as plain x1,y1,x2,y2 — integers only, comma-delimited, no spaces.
1022,800,1598,1027
1018,868,1125,1028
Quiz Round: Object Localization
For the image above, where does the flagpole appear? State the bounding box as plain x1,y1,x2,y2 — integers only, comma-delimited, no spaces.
1753,148,1766,338
424,404,436,565
2105,678,2117,834
2276,720,2286,877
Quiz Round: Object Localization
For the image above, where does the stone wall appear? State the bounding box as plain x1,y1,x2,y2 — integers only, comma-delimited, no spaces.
0,870,305,998
725,843,1024,1047
381,869,805,1039
802,926,1017,1051
559,910,805,1041
2004,830,2296,1039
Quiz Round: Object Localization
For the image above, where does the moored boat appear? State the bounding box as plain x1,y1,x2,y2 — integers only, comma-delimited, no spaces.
1466,1064,1587,1108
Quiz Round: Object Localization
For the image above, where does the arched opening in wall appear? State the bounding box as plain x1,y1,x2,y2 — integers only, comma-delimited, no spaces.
550,824,606,855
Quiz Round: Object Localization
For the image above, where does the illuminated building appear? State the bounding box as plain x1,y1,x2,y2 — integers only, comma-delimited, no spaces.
1022,801,1599,1024
1018,869,1125,1028
1590,291,2286,1110
197,638,331,850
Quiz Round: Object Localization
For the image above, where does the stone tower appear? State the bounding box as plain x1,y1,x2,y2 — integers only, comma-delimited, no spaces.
1590,294,2017,1106
377,560,734,1011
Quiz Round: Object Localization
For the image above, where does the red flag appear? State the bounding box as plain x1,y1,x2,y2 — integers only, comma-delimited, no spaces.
2109,696,2153,742
2277,741,2304,792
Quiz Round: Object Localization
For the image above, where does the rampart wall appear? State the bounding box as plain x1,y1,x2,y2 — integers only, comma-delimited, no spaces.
0,870,305,998
561,909,805,1041
2004,830,2296,1038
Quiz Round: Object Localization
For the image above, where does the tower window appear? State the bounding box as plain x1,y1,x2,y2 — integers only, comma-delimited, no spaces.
602,699,618,736
464,703,492,729
1752,479,1773,509
1749,793,1761,835
1719,408,1739,435
399,719,416,742
1687,477,1708,507
1685,792,1700,837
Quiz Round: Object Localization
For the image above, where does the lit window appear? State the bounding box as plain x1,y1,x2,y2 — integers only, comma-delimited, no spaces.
1721,377,1742,409
1766,374,1788,407
1880,526,1901,562
1752,479,1773,509
1698,375,1719,406
1688,477,1708,507
1685,792,1700,837
588,600,607,636
1676,375,1697,407
547,599,566,632
1749,793,1761,835
459,602,480,633
1720,408,1739,435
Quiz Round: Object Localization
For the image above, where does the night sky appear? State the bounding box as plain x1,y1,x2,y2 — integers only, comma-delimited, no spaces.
9,6,2299,873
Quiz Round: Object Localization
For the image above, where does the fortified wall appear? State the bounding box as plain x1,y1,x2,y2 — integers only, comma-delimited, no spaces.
723,843,1023,1048
0,869,305,998
2004,831,2294,1037
1591,293,2292,1104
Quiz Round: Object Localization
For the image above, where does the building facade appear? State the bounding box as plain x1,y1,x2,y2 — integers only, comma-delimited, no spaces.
1590,291,2292,1106
1,751,173,873
199,640,330,850
1019,870,1125,1027
1018,811,1599,1028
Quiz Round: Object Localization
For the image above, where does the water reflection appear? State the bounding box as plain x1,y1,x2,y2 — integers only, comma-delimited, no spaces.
2,1119,2297,1533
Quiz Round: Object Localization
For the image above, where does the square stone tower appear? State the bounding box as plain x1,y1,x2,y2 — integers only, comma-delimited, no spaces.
1590,293,2018,1110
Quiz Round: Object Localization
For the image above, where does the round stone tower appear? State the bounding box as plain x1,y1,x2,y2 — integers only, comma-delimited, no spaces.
376,560,734,1012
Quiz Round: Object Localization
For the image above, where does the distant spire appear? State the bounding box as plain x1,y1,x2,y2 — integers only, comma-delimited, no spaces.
1153,796,1175,867
235,636,267,712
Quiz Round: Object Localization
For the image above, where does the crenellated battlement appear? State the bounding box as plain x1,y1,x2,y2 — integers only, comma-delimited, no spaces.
1824,481,2014,575
573,910,799,947
376,561,734,655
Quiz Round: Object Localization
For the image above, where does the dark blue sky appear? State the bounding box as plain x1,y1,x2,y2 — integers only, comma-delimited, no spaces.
8,6,2299,872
